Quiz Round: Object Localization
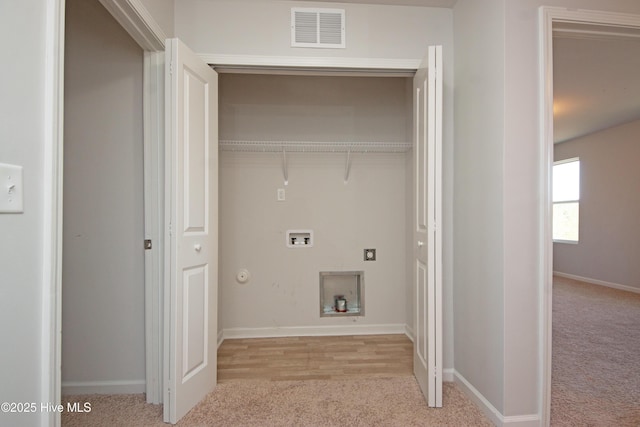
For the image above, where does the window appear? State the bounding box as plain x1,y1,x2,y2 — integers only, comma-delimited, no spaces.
553,158,580,242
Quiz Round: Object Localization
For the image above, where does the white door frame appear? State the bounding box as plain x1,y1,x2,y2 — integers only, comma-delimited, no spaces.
42,1,66,426
538,7,640,426
97,0,167,404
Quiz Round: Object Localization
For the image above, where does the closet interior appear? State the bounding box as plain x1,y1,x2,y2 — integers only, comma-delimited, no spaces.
217,72,415,336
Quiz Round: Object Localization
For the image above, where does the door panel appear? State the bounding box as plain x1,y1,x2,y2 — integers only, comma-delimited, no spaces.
417,76,428,233
413,45,443,408
413,64,430,403
184,70,208,233
416,260,428,364
182,265,207,380
164,38,218,424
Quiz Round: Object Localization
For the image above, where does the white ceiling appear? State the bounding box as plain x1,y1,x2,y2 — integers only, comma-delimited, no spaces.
553,25,640,143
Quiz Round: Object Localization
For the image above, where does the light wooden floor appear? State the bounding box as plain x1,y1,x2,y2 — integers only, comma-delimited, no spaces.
217,334,413,382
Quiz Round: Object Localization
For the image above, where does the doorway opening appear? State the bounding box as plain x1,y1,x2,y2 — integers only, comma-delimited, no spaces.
61,0,146,397
540,8,640,425
48,1,443,423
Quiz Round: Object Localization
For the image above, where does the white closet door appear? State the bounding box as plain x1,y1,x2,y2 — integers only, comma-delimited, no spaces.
413,45,443,408
164,38,219,424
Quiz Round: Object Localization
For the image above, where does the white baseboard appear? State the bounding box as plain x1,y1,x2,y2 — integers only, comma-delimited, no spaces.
502,415,541,426
454,370,539,427
554,271,640,294
454,370,502,426
62,380,145,396
404,324,415,342
442,368,454,382
217,329,224,348
222,324,407,340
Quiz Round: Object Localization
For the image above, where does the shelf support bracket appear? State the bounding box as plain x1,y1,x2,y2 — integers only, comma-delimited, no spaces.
344,148,352,183
282,147,289,185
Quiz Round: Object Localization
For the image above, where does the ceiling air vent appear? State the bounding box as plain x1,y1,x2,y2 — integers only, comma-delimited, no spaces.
291,8,345,49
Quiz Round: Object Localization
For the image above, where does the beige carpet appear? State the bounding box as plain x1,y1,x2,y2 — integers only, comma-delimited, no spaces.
63,378,492,426
62,278,640,426
551,276,640,426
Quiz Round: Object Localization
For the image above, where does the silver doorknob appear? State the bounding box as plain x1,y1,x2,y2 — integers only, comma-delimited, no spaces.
417,241,424,247
194,244,202,252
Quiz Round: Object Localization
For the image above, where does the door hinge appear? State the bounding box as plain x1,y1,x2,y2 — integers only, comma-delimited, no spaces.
434,365,442,378
144,239,152,250
169,61,174,75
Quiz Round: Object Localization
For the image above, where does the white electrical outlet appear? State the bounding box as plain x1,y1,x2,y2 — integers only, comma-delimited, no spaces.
277,188,285,201
0,163,24,213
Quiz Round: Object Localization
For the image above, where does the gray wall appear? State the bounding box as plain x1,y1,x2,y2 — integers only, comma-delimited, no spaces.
554,119,640,290
138,0,175,37
62,0,145,393
0,1,49,425
175,0,452,61
453,0,505,414
219,74,409,332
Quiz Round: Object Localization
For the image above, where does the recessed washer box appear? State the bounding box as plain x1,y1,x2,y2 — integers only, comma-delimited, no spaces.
286,230,313,248
319,271,364,317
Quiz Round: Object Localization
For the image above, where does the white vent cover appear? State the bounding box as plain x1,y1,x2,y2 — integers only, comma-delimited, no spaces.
291,8,345,49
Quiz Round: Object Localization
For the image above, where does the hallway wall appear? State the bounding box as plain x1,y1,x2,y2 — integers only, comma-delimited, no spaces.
0,1,51,425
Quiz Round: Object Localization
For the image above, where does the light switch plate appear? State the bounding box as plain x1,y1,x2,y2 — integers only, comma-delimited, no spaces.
0,163,24,213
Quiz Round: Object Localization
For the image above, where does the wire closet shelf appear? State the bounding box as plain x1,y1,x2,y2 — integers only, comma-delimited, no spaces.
219,140,412,153
218,140,412,184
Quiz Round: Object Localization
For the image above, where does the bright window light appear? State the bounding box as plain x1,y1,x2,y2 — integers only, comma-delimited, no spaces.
552,158,580,242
